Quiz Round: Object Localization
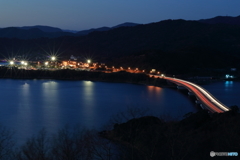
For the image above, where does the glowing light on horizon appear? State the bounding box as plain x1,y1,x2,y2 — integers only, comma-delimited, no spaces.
10,61,14,65
51,56,56,61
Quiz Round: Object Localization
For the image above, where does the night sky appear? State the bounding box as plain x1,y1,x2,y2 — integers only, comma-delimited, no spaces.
0,0,239,30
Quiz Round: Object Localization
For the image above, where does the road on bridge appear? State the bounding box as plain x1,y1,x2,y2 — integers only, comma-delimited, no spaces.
151,75,230,113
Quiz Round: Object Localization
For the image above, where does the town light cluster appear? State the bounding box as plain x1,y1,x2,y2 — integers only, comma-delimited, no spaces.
21,61,28,66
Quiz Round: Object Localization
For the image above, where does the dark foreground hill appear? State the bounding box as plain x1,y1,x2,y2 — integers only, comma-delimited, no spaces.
101,107,240,160
0,102,238,159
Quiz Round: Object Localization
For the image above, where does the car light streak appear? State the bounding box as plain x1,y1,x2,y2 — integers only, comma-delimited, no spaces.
169,77,229,112
151,75,230,113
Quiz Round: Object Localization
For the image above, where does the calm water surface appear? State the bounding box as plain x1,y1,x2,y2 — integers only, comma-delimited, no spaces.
0,79,238,144
202,80,240,107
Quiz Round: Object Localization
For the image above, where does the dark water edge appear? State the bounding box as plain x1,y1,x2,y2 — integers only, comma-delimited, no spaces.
0,67,169,87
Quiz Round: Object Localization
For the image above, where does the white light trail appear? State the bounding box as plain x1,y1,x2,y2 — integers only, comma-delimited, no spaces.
167,77,229,112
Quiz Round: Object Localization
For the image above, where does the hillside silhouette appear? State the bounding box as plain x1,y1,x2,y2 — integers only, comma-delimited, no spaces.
0,17,240,74
199,15,240,26
99,107,240,160
0,27,75,39
20,25,63,32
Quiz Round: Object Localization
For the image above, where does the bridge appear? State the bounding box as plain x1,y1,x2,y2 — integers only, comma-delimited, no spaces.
151,75,230,113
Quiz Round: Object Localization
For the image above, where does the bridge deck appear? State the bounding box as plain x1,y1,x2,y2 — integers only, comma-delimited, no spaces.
151,75,230,113
166,77,229,113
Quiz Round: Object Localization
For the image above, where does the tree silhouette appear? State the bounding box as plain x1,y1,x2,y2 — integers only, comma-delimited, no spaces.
0,124,15,160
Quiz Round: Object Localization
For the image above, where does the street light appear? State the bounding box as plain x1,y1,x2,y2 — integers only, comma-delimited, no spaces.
87,59,91,63
51,56,56,61
45,62,48,66
10,61,14,65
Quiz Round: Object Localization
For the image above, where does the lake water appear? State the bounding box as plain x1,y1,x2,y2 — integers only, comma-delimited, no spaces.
201,80,240,107
0,79,238,145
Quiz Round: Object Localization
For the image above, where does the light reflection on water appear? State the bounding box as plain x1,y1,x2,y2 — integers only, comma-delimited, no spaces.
82,81,95,127
42,81,60,133
202,81,240,107
225,81,233,88
17,83,33,141
0,79,198,145
147,85,162,95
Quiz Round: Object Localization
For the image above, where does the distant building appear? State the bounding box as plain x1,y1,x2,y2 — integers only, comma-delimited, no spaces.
70,55,77,61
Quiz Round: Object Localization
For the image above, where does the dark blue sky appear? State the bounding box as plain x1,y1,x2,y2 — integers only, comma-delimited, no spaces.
0,0,239,30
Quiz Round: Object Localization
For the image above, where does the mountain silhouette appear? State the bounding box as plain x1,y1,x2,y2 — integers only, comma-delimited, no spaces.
0,27,75,39
0,16,240,73
76,27,110,36
76,22,139,36
1,16,240,39
20,25,63,32
0,22,140,39
112,22,139,28
199,15,240,25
